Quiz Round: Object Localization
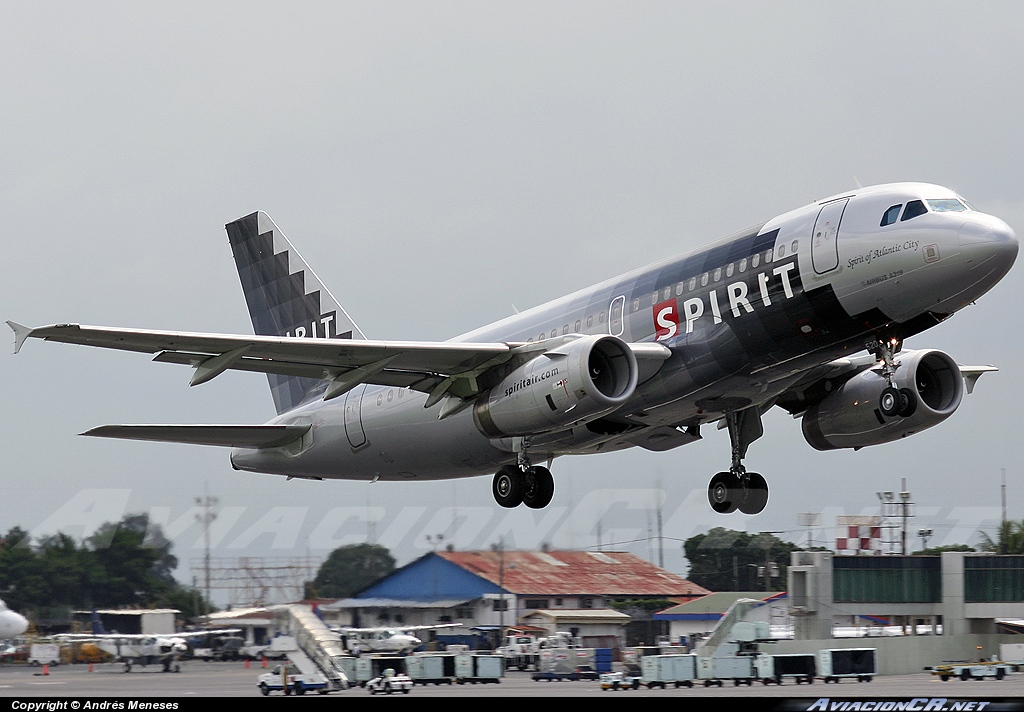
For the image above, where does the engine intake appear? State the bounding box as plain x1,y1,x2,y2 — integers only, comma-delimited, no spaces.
802,349,964,451
474,335,638,438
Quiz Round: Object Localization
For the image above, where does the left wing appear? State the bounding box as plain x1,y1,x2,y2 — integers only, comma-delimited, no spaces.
8,322,671,406
8,322,513,403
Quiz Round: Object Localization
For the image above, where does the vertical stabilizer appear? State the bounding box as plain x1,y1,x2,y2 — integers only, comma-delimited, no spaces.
225,212,365,414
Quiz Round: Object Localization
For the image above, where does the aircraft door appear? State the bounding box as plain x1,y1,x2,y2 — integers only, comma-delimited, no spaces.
344,384,367,449
811,198,848,274
609,295,625,337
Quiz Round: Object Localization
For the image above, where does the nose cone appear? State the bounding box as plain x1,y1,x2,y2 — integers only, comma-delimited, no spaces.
959,214,1019,286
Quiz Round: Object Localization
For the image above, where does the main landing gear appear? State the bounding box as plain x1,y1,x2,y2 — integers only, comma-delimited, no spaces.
869,336,916,418
707,408,769,515
492,441,555,509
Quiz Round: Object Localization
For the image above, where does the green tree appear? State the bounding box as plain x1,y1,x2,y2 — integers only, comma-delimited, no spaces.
86,513,178,607
979,520,1024,555
683,527,798,592
914,544,975,556
310,543,396,598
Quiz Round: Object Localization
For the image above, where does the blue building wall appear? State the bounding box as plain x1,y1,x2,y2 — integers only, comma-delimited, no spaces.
358,553,502,601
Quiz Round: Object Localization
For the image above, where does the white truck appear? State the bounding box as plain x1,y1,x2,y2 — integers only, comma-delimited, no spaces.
257,663,330,695
498,631,582,671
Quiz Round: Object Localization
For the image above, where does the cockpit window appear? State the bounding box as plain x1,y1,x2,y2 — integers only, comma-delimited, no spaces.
900,200,928,222
880,204,902,227
926,198,967,213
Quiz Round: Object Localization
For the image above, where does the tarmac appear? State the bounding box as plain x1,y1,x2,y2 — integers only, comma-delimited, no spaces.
1,662,1024,700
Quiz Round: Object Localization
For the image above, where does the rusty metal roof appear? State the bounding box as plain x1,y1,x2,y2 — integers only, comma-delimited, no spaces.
436,550,709,598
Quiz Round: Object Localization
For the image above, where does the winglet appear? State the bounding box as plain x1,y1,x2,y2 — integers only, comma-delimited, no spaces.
6,321,33,355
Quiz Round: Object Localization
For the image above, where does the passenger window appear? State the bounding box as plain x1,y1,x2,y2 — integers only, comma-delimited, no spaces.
377,394,383,406
901,200,927,221
550,329,557,338
651,292,658,306
632,299,639,312
539,333,546,341
688,276,697,291
587,316,593,328
662,287,671,300
880,204,902,226
575,320,582,332
387,390,393,402
751,253,760,269
778,244,786,258
676,282,684,296
700,272,709,287
739,258,747,273
791,240,798,253
726,263,734,278
764,248,773,263
563,325,569,335
599,311,606,323
713,267,722,282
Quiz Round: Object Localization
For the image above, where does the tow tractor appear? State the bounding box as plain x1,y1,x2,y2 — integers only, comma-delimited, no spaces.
929,658,1015,682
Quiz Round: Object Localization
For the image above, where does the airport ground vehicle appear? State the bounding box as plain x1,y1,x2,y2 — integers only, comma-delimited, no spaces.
366,668,413,694
257,663,330,695
600,665,643,690
929,660,1014,681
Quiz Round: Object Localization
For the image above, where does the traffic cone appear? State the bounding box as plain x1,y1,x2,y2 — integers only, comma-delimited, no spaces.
42,664,49,676
262,656,268,668
88,662,94,672
244,658,250,669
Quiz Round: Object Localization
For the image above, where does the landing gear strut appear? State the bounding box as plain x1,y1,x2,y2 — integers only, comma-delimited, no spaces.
707,408,769,515
491,440,555,509
868,336,915,417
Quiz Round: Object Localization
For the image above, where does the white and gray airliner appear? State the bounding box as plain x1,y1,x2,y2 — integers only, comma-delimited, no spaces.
9,183,1017,514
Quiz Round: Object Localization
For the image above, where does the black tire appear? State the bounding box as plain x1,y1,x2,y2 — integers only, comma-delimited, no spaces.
709,471,739,513
295,682,305,695
898,388,917,417
940,674,949,682
961,669,971,681
997,668,1006,680
260,683,270,696
492,466,524,508
738,472,769,514
879,387,900,417
523,466,555,509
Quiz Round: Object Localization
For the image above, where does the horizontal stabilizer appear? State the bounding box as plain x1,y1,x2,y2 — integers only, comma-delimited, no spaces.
80,424,310,449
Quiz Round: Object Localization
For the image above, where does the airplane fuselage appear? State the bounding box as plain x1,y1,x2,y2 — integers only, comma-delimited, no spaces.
229,183,1017,483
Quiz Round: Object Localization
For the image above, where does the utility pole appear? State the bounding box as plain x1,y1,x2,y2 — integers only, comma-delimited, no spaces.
195,493,218,616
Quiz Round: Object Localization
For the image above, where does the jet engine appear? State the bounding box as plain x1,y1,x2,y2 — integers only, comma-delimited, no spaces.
801,349,964,451
473,335,638,438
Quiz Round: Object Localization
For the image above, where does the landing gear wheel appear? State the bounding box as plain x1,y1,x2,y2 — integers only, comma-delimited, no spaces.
492,466,524,508
737,472,769,515
897,388,917,417
522,466,554,509
879,387,899,417
709,472,739,513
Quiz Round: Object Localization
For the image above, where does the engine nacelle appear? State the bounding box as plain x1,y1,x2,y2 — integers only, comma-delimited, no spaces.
473,335,638,438
802,349,964,451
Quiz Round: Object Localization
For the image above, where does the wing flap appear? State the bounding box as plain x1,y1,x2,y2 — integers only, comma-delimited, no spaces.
81,424,310,449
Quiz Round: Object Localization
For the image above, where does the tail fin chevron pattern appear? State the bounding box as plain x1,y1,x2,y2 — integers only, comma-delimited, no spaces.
226,212,365,414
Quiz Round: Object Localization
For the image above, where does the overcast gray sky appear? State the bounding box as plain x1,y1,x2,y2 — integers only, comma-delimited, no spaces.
3,2,1023,600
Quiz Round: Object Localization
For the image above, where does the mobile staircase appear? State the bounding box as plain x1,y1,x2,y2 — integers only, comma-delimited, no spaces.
272,604,350,692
